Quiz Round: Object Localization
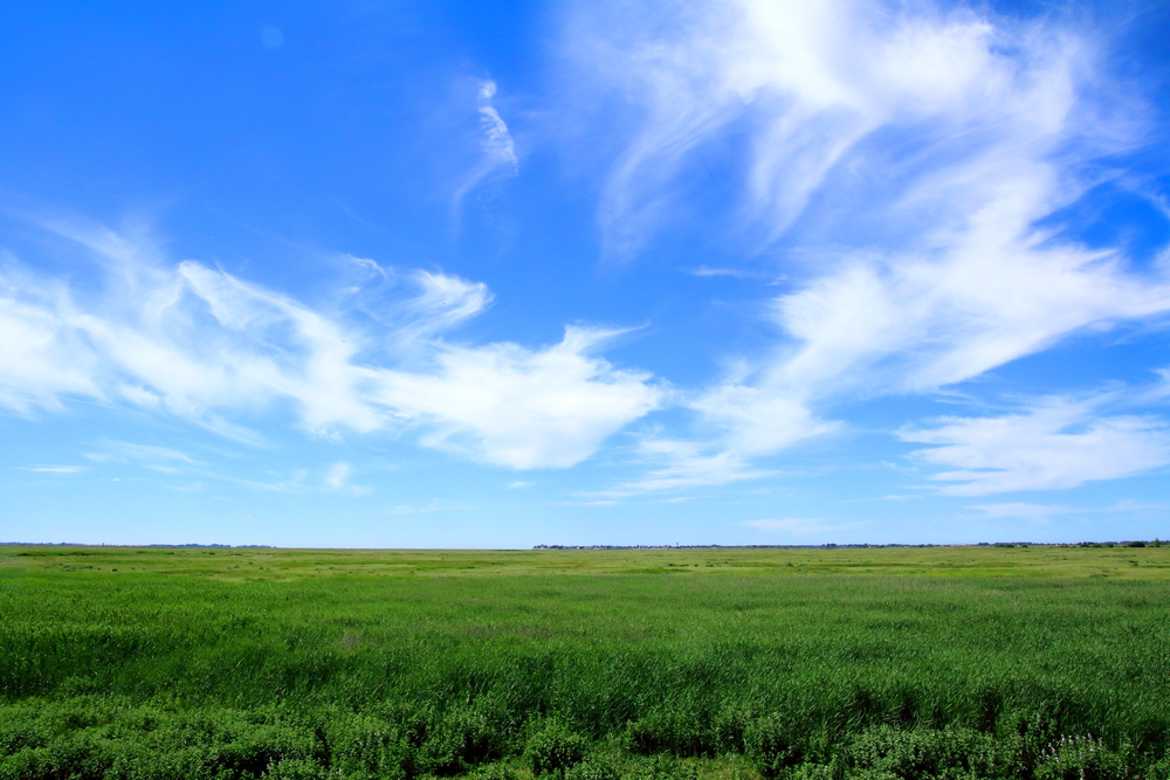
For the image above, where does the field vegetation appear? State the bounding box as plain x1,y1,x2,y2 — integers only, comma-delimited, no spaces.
2,544,1169,778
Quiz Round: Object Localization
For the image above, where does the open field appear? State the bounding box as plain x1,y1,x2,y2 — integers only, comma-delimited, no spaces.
2,544,1169,778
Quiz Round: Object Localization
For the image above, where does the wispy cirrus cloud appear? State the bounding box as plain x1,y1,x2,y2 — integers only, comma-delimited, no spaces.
84,441,196,466
595,436,778,499
560,0,1170,496
452,78,519,227
0,289,103,416
563,0,1128,258
902,395,1170,496
0,218,662,471
971,499,1170,520
686,265,783,283
19,465,87,475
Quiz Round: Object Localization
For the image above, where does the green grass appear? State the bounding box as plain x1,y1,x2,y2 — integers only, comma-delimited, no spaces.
3,544,1170,778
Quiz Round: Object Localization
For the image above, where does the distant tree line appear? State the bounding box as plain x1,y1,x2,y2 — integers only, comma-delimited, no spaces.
533,540,1164,550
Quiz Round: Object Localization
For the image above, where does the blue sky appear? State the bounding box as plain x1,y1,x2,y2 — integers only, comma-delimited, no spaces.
3,1,1170,547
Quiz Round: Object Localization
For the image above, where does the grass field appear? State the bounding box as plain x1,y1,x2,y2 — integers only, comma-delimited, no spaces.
3,544,1169,779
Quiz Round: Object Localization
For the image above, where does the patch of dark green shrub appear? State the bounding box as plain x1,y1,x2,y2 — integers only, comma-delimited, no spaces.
1033,735,1131,780
525,718,587,777
847,725,1012,778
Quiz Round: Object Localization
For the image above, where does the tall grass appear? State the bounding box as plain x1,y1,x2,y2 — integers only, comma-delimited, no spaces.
2,545,1169,778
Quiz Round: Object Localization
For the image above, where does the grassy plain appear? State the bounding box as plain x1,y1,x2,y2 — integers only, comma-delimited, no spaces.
2,544,1169,778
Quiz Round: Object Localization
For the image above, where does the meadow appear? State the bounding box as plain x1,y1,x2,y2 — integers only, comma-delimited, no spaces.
2,544,1169,779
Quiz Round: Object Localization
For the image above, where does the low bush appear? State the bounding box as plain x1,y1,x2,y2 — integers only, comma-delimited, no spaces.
421,703,510,775
525,718,587,777
1033,735,1131,780
846,725,1012,778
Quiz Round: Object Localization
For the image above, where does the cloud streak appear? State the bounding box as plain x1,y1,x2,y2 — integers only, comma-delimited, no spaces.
902,395,1170,495
19,465,87,475
0,219,661,471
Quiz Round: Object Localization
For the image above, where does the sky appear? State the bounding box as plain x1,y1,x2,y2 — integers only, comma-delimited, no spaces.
2,0,1170,547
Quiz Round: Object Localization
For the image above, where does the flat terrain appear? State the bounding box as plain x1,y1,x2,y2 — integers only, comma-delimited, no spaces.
2,545,1169,778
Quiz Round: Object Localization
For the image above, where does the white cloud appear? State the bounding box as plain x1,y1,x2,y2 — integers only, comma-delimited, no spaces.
901,396,1170,495
476,80,518,171
566,0,1170,496
972,499,1170,519
452,78,519,224
590,378,838,497
595,436,777,498
19,465,86,475
85,441,195,466
410,270,491,330
373,327,661,469
688,384,837,458
687,265,781,282
391,270,492,350
0,296,103,414
562,0,1124,258
0,220,661,471
767,230,1170,400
